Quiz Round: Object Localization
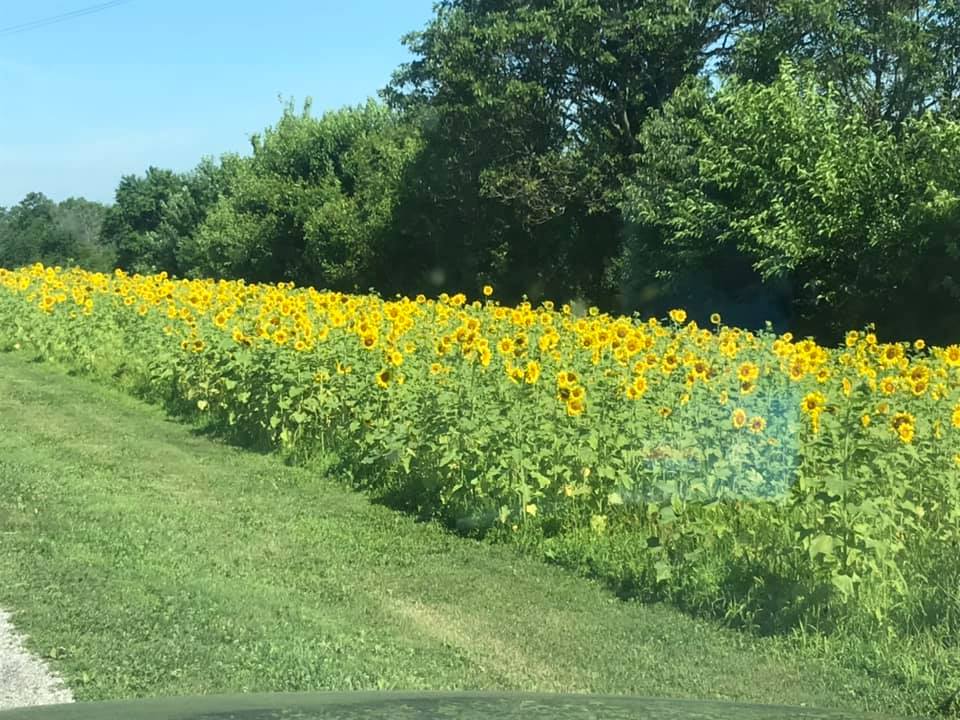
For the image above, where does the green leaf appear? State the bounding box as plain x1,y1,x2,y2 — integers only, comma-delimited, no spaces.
808,533,835,560
830,572,856,599
654,560,672,583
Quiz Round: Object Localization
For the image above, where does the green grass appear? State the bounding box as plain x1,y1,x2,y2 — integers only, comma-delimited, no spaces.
0,351,928,716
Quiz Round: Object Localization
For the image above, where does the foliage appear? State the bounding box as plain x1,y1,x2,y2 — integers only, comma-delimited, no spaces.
99,161,232,276
723,0,960,124
622,62,960,344
383,0,735,308
183,99,419,293
0,193,113,272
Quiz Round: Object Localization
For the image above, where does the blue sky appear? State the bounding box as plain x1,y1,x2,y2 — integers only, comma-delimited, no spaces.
0,0,437,207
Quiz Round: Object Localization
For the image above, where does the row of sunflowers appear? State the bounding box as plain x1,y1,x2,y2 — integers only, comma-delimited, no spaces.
2,262,959,635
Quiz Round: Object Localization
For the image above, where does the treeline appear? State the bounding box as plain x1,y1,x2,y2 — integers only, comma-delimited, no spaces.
0,193,115,273
6,0,960,344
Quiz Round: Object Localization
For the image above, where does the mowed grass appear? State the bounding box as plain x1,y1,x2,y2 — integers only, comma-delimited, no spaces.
0,351,924,716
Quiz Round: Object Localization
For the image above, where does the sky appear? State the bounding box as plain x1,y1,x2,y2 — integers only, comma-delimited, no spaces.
0,0,437,208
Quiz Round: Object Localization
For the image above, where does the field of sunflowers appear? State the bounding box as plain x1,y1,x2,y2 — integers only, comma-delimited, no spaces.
2,262,960,639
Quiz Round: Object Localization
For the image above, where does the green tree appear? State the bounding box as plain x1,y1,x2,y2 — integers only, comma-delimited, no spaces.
623,63,960,342
100,167,185,273
0,193,69,269
53,197,114,271
724,0,960,124
0,193,113,271
384,0,734,306
187,99,419,291
100,161,230,276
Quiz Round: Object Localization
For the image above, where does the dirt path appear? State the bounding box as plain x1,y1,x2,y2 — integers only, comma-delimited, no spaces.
0,609,73,711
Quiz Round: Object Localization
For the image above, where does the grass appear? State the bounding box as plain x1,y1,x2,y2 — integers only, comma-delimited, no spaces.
0,350,929,717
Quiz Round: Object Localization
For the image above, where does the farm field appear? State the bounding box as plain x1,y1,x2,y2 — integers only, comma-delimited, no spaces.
0,351,913,713
1,263,959,716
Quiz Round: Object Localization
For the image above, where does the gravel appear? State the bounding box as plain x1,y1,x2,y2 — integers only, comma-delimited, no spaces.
0,609,73,711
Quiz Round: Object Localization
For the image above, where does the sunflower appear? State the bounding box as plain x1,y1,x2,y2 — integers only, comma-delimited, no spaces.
731,408,748,429
891,412,915,443
749,416,766,434
661,353,680,373
668,308,687,324
710,312,722,325
945,345,960,367
879,343,905,367
632,375,648,396
375,368,392,389
842,377,853,397
801,392,826,414
692,359,710,380
788,363,805,382
524,360,541,385
566,397,585,417
879,376,898,395
861,414,871,428
737,362,760,383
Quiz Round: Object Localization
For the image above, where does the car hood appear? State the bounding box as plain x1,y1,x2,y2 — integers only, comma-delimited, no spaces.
0,691,923,720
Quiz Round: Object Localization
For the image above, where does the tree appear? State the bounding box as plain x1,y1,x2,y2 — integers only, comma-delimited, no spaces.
100,167,185,273
724,0,960,124
0,193,113,271
100,162,230,276
186,99,419,291
622,62,960,342
384,0,735,307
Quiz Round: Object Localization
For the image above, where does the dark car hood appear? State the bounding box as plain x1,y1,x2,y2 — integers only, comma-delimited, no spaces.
0,691,924,720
